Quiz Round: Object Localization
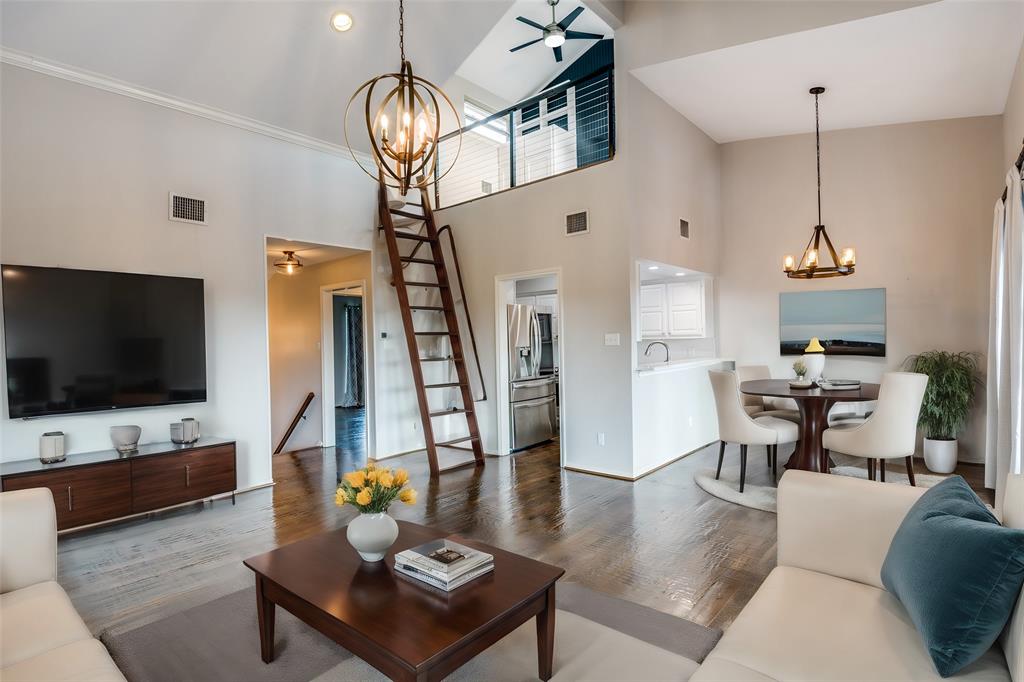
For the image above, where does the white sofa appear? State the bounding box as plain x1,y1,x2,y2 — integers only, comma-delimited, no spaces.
0,488,125,682
693,471,1023,682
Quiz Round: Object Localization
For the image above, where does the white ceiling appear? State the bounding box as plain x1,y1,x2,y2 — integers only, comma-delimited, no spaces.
266,238,364,269
0,0,513,147
456,0,612,104
631,1,1024,143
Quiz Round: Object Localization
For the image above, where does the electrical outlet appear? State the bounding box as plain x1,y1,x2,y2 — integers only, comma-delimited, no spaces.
597,432,606,446
688,416,694,427
604,333,620,346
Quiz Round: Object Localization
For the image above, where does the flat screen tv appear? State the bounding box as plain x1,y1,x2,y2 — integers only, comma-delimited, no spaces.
779,288,886,357
2,265,207,418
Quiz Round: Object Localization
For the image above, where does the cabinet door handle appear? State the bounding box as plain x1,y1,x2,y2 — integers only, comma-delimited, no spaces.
185,464,191,487
66,485,73,512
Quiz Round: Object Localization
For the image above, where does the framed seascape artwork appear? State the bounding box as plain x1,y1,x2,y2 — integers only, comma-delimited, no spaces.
779,288,886,357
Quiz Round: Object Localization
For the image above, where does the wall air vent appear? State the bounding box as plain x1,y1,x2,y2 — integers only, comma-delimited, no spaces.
169,193,207,225
680,218,690,239
565,210,589,236
481,180,493,195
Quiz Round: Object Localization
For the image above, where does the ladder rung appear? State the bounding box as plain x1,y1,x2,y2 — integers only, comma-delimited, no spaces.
404,281,447,288
391,209,425,220
410,306,445,311
394,232,433,242
419,357,454,362
400,257,440,265
425,382,465,389
436,435,477,447
414,331,452,336
430,408,469,417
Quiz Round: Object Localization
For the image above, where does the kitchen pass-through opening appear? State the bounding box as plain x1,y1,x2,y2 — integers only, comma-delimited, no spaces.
495,270,564,465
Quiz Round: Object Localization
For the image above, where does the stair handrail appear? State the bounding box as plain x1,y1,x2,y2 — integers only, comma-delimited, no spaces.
437,224,487,402
274,391,315,454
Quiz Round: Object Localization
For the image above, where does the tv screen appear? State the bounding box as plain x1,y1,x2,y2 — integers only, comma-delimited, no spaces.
779,288,886,357
2,265,207,418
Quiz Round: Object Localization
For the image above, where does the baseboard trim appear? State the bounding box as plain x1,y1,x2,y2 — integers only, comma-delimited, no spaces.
564,442,714,482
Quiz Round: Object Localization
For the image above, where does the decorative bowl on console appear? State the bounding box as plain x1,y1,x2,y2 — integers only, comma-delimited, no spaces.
110,425,141,453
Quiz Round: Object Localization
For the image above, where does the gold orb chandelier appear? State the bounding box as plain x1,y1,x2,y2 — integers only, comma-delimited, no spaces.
344,0,461,194
783,87,856,279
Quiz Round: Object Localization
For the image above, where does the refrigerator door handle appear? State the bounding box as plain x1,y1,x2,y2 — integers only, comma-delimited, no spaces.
531,311,542,375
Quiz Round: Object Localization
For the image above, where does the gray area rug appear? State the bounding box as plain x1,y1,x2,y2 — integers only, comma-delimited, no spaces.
695,452,948,514
101,582,720,682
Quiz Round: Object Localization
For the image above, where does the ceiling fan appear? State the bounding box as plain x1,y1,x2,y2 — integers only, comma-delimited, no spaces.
509,0,604,63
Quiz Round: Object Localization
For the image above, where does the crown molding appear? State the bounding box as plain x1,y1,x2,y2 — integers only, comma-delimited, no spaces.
0,47,375,168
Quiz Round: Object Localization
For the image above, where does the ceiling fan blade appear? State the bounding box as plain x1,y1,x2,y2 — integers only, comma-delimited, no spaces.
510,38,544,52
553,46,563,62
564,30,604,40
516,15,546,30
557,6,584,30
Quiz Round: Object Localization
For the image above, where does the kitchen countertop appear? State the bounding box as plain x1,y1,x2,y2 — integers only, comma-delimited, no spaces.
635,357,732,374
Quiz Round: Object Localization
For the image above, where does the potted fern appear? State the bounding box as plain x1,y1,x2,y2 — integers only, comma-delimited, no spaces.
903,351,981,473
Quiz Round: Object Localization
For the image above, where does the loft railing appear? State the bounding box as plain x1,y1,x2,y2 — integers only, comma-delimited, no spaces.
434,66,615,209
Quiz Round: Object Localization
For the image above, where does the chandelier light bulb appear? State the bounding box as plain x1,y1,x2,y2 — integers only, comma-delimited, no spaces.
286,263,294,274
805,249,818,267
841,247,856,266
783,255,795,272
379,114,388,136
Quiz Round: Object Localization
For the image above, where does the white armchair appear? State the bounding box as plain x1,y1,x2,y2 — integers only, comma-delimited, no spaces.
693,471,1023,681
822,372,928,484
0,488,125,682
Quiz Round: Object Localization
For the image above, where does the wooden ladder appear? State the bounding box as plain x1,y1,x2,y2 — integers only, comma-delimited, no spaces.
378,181,485,477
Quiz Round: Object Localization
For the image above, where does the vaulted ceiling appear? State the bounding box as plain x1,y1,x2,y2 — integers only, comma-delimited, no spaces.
0,0,513,146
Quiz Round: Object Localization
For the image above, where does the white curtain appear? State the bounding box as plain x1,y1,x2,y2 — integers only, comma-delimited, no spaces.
986,167,1024,515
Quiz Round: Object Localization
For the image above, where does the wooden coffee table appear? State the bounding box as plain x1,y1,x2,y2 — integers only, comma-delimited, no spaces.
243,520,564,681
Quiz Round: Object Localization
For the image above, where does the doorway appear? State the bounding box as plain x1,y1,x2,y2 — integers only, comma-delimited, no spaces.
494,269,565,465
322,284,367,461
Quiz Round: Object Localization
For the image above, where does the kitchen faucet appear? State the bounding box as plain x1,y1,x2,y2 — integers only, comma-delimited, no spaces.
644,341,670,363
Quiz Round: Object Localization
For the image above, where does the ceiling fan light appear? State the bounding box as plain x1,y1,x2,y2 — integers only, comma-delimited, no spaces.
544,30,566,48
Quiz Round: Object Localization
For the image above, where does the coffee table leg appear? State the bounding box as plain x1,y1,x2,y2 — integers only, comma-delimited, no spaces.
256,575,276,663
536,584,556,681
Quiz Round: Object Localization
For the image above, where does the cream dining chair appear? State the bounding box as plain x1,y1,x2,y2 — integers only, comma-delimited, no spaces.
709,370,799,492
821,372,929,485
735,365,801,423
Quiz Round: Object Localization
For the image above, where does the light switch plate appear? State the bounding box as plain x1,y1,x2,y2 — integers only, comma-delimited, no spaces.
604,333,621,346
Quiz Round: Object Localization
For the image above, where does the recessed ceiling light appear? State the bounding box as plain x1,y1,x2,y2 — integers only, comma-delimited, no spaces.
675,272,685,277
330,11,353,32
647,266,659,271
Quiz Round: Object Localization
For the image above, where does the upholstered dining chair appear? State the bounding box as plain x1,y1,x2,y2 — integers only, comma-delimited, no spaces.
709,370,799,492
735,365,801,424
821,372,929,485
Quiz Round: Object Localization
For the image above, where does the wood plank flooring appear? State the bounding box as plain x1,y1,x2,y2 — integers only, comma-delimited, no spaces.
56,439,990,639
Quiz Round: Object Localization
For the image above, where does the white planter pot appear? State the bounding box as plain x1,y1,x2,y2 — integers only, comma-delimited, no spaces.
346,512,399,562
923,438,958,474
802,353,826,382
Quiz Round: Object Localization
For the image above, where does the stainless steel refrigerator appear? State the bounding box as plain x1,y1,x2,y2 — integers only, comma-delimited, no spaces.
507,304,558,451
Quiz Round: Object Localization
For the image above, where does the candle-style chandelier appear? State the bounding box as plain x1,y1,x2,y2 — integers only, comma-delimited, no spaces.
344,0,461,194
783,87,856,279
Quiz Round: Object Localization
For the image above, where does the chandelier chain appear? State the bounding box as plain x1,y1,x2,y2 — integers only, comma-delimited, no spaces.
398,0,405,63
815,90,822,226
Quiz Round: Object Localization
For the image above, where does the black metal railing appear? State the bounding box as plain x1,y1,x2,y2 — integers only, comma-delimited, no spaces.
434,66,614,209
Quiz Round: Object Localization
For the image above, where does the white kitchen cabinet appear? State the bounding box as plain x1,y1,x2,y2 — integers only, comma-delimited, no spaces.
639,284,666,338
639,280,707,339
534,293,558,316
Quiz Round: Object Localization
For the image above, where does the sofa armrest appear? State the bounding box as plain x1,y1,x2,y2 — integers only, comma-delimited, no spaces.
0,488,58,593
777,471,925,589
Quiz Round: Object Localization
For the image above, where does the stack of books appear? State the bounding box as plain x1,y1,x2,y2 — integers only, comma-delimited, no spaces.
394,538,494,592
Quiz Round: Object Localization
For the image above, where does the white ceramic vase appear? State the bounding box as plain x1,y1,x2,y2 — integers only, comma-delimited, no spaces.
110,425,142,453
346,512,399,562
923,438,958,474
802,353,826,382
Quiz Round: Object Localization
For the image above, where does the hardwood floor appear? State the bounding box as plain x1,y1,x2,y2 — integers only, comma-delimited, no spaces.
57,439,990,639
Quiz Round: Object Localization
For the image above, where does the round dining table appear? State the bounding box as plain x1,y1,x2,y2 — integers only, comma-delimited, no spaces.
739,379,880,473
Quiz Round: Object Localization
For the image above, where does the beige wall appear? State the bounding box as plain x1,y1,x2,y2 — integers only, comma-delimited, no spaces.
1005,40,1024,169
719,116,1004,462
267,252,372,453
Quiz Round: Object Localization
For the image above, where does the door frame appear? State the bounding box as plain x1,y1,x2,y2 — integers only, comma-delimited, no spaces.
494,268,565,466
320,279,371,453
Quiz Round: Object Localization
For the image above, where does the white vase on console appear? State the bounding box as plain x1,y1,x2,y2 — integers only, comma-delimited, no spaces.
802,337,826,383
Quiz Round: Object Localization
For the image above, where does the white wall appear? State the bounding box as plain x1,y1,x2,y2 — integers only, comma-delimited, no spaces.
718,116,1004,462
0,65,378,488
1005,39,1024,169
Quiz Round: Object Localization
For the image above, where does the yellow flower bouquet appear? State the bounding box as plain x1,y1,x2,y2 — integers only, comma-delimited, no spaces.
336,462,417,514
339,463,416,561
